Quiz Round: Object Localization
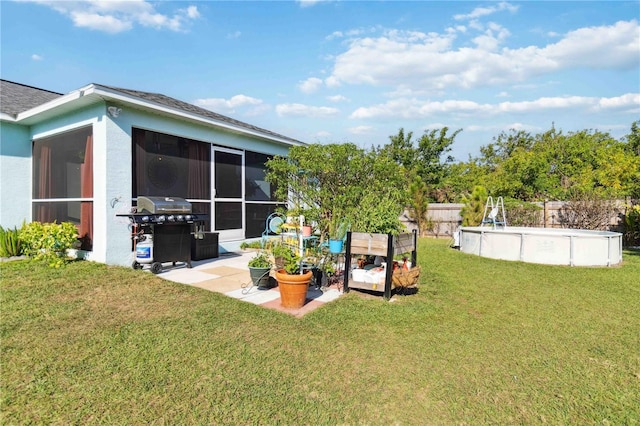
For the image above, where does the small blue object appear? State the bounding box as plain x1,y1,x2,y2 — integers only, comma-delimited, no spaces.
269,216,284,233
329,239,343,253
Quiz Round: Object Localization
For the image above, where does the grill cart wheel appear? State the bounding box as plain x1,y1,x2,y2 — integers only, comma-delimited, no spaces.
132,261,143,270
151,262,163,274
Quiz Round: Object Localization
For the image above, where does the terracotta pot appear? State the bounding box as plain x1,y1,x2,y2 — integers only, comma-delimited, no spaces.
301,225,312,237
275,269,312,308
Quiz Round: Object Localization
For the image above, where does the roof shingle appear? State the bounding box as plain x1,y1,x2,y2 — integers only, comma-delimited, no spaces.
0,80,63,117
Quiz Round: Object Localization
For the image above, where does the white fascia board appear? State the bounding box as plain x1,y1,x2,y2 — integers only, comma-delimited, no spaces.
15,89,85,122
90,86,304,147
0,113,17,122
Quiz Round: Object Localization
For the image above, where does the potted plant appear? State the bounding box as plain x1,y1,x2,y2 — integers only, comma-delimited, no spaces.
328,218,348,253
248,252,273,289
272,245,313,308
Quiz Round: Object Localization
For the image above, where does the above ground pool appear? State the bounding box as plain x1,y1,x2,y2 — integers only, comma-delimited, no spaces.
459,226,623,267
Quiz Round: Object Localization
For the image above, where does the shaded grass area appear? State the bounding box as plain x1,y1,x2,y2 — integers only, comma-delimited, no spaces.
1,240,639,424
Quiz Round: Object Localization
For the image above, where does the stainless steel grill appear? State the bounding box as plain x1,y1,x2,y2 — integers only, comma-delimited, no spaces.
118,196,208,274
137,196,191,214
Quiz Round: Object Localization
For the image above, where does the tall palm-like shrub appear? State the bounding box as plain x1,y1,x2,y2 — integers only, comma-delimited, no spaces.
460,185,488,226
407,176,431,236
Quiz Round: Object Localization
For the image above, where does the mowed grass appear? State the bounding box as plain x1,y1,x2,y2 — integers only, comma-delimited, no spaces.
1,239,639,425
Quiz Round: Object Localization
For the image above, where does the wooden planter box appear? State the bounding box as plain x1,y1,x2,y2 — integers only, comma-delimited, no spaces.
343,230,418,299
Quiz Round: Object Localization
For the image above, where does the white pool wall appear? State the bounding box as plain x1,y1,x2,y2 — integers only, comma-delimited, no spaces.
459,226,623,267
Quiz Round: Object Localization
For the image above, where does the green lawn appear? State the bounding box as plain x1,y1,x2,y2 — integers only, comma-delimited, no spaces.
2,239,639,424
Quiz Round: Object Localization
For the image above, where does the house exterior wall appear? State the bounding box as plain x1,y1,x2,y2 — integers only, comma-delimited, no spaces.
103,105,291,265
1,97,292,266
125,107,291,156
0,122,32,228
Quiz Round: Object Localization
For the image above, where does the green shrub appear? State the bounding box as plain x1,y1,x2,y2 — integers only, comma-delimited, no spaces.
248,252,273,268
270,244,300,274
504,198,542,227
0,225,23,257
624,204,640,247
20,221,78,268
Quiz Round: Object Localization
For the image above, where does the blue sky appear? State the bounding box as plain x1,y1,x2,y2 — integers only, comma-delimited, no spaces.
1,0,639,160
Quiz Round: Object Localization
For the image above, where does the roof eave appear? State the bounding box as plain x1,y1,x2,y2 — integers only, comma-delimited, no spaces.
91,85,305,147
15,89,86,123
0,112,17,122
13,83,304,147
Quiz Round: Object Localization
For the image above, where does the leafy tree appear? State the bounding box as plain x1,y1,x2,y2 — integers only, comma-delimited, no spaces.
266,143,408,239
383,128,418,171
414,127,461,188
471,125,639,202
440,160,487,202
626,120,640,156
379,127,462,201
479,129,535,171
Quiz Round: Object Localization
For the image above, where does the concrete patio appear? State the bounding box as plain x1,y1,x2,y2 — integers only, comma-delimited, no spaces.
148,251,343,318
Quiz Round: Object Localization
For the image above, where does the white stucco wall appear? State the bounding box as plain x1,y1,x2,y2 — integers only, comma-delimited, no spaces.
96,106,134,266
0,122,32,228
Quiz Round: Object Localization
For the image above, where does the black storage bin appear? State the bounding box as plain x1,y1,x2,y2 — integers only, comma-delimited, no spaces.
191,232,219,260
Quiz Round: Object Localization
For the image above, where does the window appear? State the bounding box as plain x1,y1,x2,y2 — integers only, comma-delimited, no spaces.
245,151,278,202
132,128,211,228
32,126,93,250
245,151,283,238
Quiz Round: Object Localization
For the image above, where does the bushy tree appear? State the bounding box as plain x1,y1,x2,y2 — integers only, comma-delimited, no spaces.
379,127,462,201
473,125,640,201
266,143,408,238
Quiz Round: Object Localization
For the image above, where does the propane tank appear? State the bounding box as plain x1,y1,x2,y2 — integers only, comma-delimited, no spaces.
135,233,154,264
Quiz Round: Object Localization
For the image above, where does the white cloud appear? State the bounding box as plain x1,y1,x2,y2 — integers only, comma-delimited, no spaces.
327,20,640,93
297,0,330,8
454,2,519,21
348,125,374,135
193,95,265,115
466,122,540,132
183,5,200,19
31,54,43,61
21,0,200,33
327,94,349,102
298,77,323,94
594,93,640,112
540,20,640,69
276,103,339,118
313,130,332,138
349,93,640,120
326,26,381,41
226,31,242,39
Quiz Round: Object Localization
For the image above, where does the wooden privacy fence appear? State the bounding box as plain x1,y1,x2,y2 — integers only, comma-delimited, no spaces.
401,200,628,238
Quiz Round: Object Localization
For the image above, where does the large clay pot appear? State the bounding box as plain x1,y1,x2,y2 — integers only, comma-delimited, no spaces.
275,269,313,308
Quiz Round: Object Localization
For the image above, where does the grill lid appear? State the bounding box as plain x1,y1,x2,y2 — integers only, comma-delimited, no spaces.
137,196,192,214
